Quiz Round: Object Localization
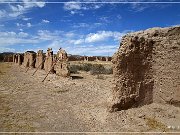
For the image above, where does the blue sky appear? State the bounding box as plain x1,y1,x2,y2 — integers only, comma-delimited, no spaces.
0,0,180,56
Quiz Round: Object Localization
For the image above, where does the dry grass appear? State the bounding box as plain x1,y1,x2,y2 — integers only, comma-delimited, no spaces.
0,62,12,75
145,117,168,131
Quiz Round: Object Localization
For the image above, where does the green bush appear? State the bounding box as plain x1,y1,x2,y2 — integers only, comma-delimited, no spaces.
69,65,81,73
90,64,105,75
82,63,93,72
69,63,113,75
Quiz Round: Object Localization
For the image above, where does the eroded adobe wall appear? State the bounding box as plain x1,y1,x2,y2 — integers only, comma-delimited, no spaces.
44,48,54,73
54,48,70,77
23,52,36,68
111,26,180,111
17,54,23,65
35,50,44,69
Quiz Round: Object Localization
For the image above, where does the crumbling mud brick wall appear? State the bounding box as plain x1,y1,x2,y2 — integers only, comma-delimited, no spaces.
84,56,89,61
87,56,96,61
44,48,54,73
3,54,13,62
23,51,36,68
13,54,18,63
111,26,180,111
17,54,23,65
35,50,45,69
54,48,70,77
13,54,15,62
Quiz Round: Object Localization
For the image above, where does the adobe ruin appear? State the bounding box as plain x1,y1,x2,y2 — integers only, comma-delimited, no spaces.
54,48,70,77
23,51,36,68
17,54,23,65
35,50,45,69
44,48,54,73
110,26,180,111
13,54,18,63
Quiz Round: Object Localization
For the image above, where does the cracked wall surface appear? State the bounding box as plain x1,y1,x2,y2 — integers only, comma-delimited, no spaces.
23,51,36,68
44,48,54,73
54,48,70,77
35,50,45,69
111,26,180,111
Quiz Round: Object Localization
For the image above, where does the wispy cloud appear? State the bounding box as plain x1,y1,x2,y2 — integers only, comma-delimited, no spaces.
0,0,45,21
0,29,126,55
22,17,31,21
42,19,50,23
85,31,124,43
27,22,32,27
63,1,104,15
0,31,39,46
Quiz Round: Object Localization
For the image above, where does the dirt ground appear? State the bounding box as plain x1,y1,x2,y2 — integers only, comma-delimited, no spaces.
0,62,180,133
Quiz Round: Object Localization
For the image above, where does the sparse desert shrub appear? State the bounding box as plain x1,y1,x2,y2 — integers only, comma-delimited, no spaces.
69,64,93,73
90,64,105,75
145,117,168,131
90,64,113,75
104,67,113,74
69,65,81,73
69,63,113,75
82,63,93,72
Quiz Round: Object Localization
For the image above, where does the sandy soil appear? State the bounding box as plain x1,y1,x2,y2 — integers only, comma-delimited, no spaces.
0,62,180,133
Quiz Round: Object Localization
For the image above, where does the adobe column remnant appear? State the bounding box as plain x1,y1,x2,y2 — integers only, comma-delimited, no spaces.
35,50,44,69
95,57,99,62
13,54,15,62
14,54,18,63
110,26,180,112
106,57,109,62
44,48,54,73
54,48,70,77
17,54,22,65
84,56,87,61
23,51,36,68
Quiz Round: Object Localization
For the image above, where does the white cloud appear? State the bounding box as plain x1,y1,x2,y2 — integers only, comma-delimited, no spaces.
18,32,28,37
69,39,85,45
0,0,45,20
73,23,90,28
16,23,24,27
37,30,61,40
64,2,82,10
63,1,103,15
27,22,32,27
42,19,50,23
0,31,39,46
65,44,118,56
0,29,126,56
0,47,15,53
85,31,124,43
22,17,31,21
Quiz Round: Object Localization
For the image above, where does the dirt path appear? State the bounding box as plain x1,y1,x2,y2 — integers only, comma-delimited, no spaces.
0,63,180,133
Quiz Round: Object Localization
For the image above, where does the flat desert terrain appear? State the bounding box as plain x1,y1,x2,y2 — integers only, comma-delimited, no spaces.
0,62,180,133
